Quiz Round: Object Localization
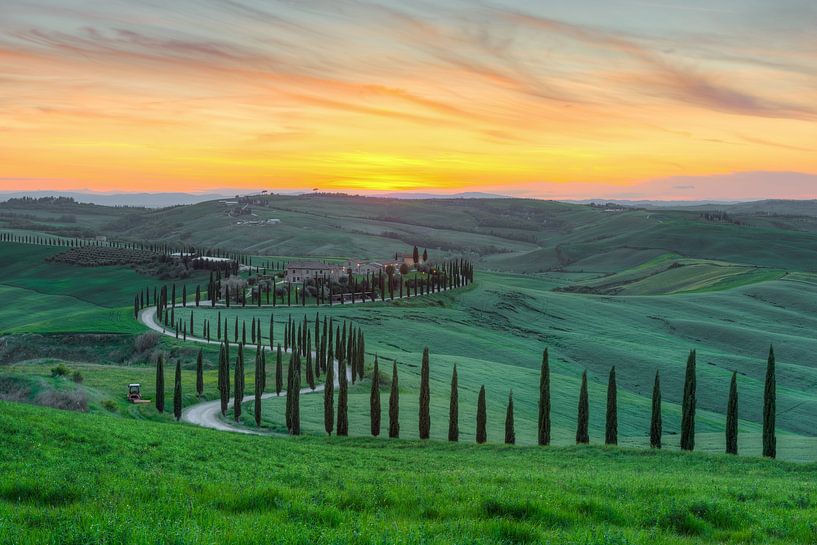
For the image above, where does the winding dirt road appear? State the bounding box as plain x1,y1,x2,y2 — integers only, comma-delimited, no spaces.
139,306,348,435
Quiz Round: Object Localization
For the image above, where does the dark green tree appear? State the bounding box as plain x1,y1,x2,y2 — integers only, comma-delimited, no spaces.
605,367,617,446
505,390,515,445
650,370,662,449
285,355,294,431
370,355,381,437
680,350,697,451
389,361,399,438
254,346,263,427
763,346,776,459
275,344,283,396
726,371,738,455
476,385,487,444
173,359,182,421
306,346,315,390
337,358,348,436
234,343,245,422
195,348,204,397
448,365,459,442
291,354,301,435
155,354,165,413
419,347,430,439
324,351,334,435
576,371,589,444
538,348,550,446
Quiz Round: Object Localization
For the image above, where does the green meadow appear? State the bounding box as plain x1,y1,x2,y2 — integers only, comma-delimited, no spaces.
4,195,817,543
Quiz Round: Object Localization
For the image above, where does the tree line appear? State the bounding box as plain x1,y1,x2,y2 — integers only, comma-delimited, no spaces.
158,340,780,458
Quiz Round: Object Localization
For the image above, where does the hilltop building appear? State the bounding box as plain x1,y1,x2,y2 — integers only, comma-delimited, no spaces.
285,261,343,283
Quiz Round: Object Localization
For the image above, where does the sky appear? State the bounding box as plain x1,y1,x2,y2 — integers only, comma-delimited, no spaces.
1,0,816,200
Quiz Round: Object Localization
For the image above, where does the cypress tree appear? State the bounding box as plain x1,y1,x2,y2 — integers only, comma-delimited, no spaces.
726,371,738,455
196,348,204,397
763,346,776,459
605,367,617,446
234,344,244,422
155,354,165,413
576,371,589,444
389,361,399,438
448,365,459,442
505,390,515,445
261,349,267,392
173,359,182,421
285,354,294,431
419,347,430,439
680,350,697,451
291,354,301,435
324,350,334,435
650,370,662,449
306,346,315,390
476,385,487,444
538,348,550,446
370,355,381,437
337,358,348,436
219,342,230,416
275,344,283,396
255,346,263,427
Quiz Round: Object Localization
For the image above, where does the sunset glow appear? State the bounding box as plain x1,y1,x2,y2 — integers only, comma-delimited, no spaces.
1,1,816,199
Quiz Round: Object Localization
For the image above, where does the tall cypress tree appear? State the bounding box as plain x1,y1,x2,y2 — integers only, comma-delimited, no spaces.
254,346,263,427
173,359,182,421
538,348,550,446
476,385,487,444
726,371,738,455
155,354,165,413
650,370,662,449
505,390,515,445
291,354,301,435
219,342,230,416
370,355,381,437
324,350,334,435
234,343,244,422
763,346,776,459
306,347,315,390
195,348,204,397
576,371,589,444
275,344,283,396
285,355,294,431
448,365,459,442
419,347,430,439
605,367,617,446
337,357,348,436
680,350,697,451
389,361,399,438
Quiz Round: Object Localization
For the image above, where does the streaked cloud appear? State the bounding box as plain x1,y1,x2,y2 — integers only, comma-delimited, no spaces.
0,0,815,198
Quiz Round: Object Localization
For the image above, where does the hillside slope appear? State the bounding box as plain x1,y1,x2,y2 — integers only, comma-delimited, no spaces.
2,401,817,544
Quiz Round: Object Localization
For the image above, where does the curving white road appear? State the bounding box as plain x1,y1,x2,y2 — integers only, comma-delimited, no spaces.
139,306,350,436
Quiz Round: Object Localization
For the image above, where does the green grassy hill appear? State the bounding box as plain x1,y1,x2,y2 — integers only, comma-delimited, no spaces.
2,401,817,545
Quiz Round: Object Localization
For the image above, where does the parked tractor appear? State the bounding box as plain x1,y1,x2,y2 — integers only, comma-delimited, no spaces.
127,383,151,404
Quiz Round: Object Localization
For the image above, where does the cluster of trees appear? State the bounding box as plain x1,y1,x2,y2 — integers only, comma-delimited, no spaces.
160,342,781,458
138,258,475,316
181,312,367,432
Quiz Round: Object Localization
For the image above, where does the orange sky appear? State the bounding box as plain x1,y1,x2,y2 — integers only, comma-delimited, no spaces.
1,1,816,199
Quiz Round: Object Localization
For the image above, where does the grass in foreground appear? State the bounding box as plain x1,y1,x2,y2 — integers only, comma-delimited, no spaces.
2,402,817,544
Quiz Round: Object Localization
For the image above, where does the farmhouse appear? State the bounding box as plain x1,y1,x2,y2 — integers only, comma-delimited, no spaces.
395,252,423,266
285,261,343,283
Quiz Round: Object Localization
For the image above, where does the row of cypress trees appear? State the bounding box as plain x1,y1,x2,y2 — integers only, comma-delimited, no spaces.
158,340,780,458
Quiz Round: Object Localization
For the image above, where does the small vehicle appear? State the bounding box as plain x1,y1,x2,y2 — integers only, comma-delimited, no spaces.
127,383,151,404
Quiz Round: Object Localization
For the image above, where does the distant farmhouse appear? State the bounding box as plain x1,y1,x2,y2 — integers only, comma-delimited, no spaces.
285,261,343,283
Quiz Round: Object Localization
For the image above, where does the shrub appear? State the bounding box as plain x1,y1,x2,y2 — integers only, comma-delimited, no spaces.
134,332,160,353
71,371,84,384
101,399,118,412
34,389,88,412
50,363,70,377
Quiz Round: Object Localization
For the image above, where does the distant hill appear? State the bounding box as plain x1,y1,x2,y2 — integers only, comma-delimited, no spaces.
6,193,817,274
0,191,233,208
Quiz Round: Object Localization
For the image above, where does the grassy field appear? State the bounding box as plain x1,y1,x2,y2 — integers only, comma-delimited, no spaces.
169,267,817,458
0,242,208,334
2,401,817,544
